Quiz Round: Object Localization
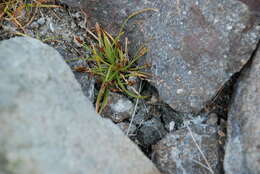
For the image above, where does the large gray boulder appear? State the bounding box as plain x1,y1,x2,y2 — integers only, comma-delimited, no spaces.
81,0,260,113
224,45,260,174
0,37,161,174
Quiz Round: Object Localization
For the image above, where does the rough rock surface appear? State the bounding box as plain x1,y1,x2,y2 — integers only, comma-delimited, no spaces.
59,0,81,7
152,124,223,174
102,93,134,123
137,118,167,147
117,122,137,135
224,44,260,174
82,0,260,113
0,37,161,174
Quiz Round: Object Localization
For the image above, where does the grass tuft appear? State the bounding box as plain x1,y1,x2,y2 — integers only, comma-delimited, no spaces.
72,8,158,113
81,23,151,113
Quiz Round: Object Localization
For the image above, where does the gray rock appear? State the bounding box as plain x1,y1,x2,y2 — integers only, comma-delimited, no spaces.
117,122,137,135
206,113,219,125
37,17,46,25
60,0,81,7
0,37,161,174
132,105,152,126
82,0,260,113
102,93,134,123
224,44,260,174
137,118,167,146
238,0,260,24
73,68,95,103
152,124,223,174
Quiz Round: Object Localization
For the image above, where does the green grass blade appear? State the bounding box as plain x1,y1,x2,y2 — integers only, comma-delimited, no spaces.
116,75,146,99
99,88,109,114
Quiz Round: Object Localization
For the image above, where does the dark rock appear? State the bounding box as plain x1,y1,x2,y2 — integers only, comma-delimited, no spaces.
159,104,184,131
82,0,260,113
152,124,223,174
132,104,152,126
0,37,161,174
224,44,260,174
102,93,134,123
137,118,167,146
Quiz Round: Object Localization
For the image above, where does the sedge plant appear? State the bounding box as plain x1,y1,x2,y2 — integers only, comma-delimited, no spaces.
75,8,158,113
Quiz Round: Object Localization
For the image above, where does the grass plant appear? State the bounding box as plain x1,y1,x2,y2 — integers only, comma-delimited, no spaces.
74,8,158,113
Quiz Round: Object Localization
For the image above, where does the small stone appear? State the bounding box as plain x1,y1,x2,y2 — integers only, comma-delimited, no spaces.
30,22,39,29
37,18,46,25
49,21,55,32
132,106,151,126
102,93,134,123
206,113,219,125
137,118,167,146
168,121,175,132
176,88,184,94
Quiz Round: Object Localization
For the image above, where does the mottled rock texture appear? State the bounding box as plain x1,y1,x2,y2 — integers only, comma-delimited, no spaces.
152,124,223,174
59,0,81,7
0,37,161,174
81,0,259,113
137,118,167,146
102,92,134,123
224,44,260,174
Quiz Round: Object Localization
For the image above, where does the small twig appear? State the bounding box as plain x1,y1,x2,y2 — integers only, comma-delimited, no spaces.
191,159,211,171
126,81,142,136
185,123,214,174
135,100,149,128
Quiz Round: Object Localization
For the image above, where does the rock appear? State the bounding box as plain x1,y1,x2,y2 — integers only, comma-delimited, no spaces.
224,44,260,174
137,118,167,146
59,0,81,7
28,7,95,103
152,124,223,174
117,122,137,135
73,67,95,103
132,105,152,126
82,0,260,113
159,105,184,131
37,17,46,25
206,113,219,125
102,93,134,123
238,0,260,24
0,37,161,174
